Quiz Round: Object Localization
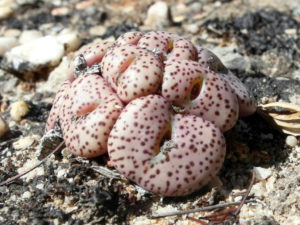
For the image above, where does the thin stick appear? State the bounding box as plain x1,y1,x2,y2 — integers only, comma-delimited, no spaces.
232,170,255,222
149,200,253,219
0,141,65,186
186,171,256,224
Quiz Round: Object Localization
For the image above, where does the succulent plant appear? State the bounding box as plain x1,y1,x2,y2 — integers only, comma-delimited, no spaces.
108,94,226,196
46,31,256,196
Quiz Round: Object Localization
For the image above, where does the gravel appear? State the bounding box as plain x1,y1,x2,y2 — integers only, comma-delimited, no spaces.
0,0,299,224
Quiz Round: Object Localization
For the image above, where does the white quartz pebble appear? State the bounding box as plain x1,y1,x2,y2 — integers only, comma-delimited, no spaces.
4,35,64,71
19,30,43,44
144,1,169,28
57,28,81,53
0,37,18,56
285,135,298,147
253,167,272,181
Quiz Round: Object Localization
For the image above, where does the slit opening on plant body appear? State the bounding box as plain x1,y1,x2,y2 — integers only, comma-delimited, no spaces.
116,56,136,85
149,125,173,166
152,124,173,156
167,40,174,53
159,129,173,152
190,78,204,101
76,103,99,116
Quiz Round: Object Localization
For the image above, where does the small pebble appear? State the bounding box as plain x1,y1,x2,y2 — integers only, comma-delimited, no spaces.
253,167,272,181
144,1,169,28
265,176,276,192
22,191,32,199
36,183,44,190
171,3,187,23
57,168,68,179
19,30,43,44
0,36,18,56
3,29,21,37
0,114,9,138
13,136,36,150
285,135,298,147
10,101,30,121
184,23,199,34
51,7,71,16
4,35,64,72
0,0,16,19
57,28,81,53
234,195,243,202
89,25,107,36
75,0,95,10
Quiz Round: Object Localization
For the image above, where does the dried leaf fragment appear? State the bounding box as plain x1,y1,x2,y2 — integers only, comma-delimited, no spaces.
258,102,300,136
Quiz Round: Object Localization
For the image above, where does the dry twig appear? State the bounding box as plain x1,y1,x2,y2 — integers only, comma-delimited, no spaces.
0,141,65,186
149,200,253,219
187,171,255,224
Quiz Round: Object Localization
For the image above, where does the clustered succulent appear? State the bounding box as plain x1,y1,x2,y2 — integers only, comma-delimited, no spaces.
46,31,256,196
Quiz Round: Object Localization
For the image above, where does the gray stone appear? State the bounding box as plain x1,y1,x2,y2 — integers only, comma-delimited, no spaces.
0,70,19,93
211,46,251,71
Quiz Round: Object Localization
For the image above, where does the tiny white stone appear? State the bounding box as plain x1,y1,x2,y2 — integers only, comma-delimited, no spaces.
234,195,242,202
89,25,107,36
145,1,169,28
19,30,43,44
250,182,266,198
10,195,17,202
57,28,81,53
285,28,297,36
265,176,276,192
0,0,16,19
253,167,272,181
13,136,36,150
185,24,199,34
286,135,298,147
53,218,59,225
36,183,44,190
51,7,71,16
4,29,21,37
4,35,64,69
214,1,222,8
0,36,18,56
57,168,68,179
67,178,74,184
22,191,32,199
